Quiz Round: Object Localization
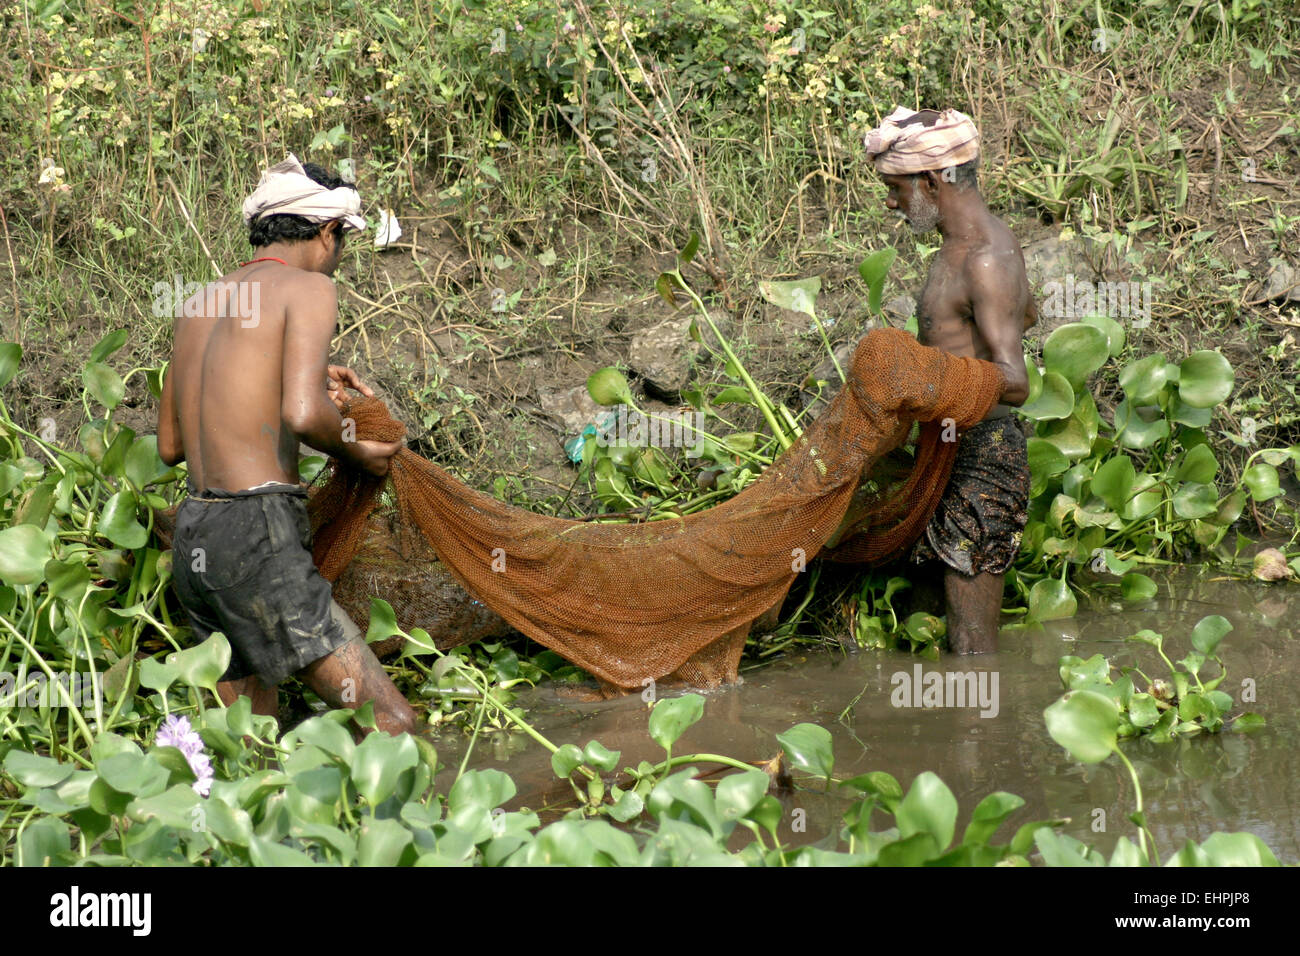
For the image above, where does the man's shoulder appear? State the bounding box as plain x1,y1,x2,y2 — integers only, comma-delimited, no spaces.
960,227,1025,279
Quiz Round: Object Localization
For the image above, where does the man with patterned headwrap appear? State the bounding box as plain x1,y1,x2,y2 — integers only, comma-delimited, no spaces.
864,107,1037,654
157,154,419,734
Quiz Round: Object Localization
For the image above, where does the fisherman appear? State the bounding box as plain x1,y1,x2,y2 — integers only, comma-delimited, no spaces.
864,107,1036,654
156,154,420,734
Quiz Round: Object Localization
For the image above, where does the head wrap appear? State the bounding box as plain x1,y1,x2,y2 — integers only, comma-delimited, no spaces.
864,107,980,175
242,153,366,232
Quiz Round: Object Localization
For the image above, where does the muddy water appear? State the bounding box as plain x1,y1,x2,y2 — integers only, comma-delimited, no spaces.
437,570,1300,862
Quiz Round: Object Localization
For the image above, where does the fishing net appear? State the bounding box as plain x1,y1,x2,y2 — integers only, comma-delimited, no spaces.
309,329,1004,694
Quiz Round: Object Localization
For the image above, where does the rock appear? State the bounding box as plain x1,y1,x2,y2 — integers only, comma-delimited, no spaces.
883,294,916,323
536,382,605,436
628,310,730,400
1262,261,1300,303
1021,234,1101,339
1252,547,1293,582
1021,234,1099,292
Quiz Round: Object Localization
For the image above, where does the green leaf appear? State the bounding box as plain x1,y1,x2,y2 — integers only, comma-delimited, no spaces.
962,791,1025,846
715,770,769,822
712,386,757,405
357,818,414,867
1242,463,1281,501
4,750,76,788
0,524,54,586
164,632,231,697
607,787,645,823
97,751,169,797
1230,713,1266,732
648,693,705,753
1035,828,1104,866
365,597,400,644
18,816,70,867
1039,414,1094,459
1190,615,1232,656
89,328,129,364
586,367,634,407
1027,438,1069,496
1177,350,1234,408
1044,690,1119,764
758,277,821,317
1112,400,1170,450
249,835,318,867
1017,371,1073,421
1119,572,1157,601
1127,693,1160,728
1175,443,1218,483
1172,482,1217,519
1043,323,1108,390
896,772,957,850
679,231,700,265
124,435,170,489
0,342,20,388
775,723,834,781
350,732,418,806
83,362,125,410
127,784,202,831
655,272,681,308
1118,354,1171,405
550,743,584,778
582,741,620,773
1091,455,1136,510
839,771,903,811
97,490,148,549
1198,832,1279,867
858,248,897,316
1027,578,1077,623
1081,314,1125,357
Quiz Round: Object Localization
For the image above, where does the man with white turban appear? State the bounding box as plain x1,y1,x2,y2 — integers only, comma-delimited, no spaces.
864,107,1037,655
157,155,419,734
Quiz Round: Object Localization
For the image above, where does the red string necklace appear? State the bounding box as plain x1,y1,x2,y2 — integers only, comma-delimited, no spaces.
239,256,288,267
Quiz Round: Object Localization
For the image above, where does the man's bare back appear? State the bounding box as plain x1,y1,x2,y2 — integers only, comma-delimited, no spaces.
158,244,398,491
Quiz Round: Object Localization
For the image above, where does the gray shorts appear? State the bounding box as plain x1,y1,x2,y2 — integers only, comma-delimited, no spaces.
170,484,354,685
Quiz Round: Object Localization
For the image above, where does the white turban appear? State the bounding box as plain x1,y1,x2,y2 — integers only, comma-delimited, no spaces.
864,107,980,175
242,153,366,232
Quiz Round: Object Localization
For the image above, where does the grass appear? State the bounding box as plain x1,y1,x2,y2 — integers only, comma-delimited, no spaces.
1,0,1297,540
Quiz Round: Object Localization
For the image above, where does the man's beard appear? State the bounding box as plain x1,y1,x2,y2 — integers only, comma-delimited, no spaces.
902,191,941,233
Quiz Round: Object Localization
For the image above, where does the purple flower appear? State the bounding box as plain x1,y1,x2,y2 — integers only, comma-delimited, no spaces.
155,714,214,796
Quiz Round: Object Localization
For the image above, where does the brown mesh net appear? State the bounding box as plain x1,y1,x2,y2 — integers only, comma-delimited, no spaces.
309,329,1004,693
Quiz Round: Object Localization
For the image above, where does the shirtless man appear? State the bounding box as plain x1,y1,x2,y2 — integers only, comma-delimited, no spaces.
157,154,419,734
865,107,1035,654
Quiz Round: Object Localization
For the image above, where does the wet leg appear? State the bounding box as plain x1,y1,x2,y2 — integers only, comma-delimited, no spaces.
217,676,278,717
943,568,1004,655
295,601,419,736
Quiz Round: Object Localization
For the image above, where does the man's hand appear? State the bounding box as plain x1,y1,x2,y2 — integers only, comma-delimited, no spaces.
348,438,404,477
326,364,374,412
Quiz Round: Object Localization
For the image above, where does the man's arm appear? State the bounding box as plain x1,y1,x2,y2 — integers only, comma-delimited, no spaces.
157,362,184,466
281,274,401,476
968,253,1030,405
